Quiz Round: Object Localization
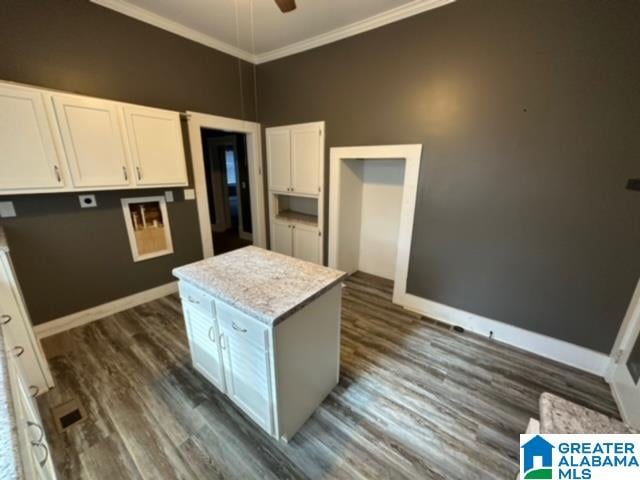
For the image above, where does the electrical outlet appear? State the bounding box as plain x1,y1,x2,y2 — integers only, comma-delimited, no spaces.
184,188,195,200
79,194,97,208
165,190,174,202
0,201,16,218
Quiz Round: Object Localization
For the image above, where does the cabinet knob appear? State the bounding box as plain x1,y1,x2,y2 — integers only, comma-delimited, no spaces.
122,166,129,181
232,322,248,333
0,314,11,325
53,165,62,183
136,166,142,181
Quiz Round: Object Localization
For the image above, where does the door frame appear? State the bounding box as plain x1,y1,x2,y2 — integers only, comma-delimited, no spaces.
328,144,422,305
186,112,266,257
606,278,640,425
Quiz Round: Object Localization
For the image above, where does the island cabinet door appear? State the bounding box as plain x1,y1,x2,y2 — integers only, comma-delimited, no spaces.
183,304,226,392
217,302,273,434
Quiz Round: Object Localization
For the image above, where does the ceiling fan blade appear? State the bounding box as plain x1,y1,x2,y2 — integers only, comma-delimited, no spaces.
274,0,296,13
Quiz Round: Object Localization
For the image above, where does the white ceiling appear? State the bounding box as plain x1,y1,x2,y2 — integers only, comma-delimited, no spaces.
91,0,454,63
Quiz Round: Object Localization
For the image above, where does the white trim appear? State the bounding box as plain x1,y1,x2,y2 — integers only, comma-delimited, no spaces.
255,0,455,64
33,282,179,339
89,0,255,63
329,144,422,304
605,277,640,380
90,0,455,65
399,292,610,376
121,195,174,262
186,112,267,258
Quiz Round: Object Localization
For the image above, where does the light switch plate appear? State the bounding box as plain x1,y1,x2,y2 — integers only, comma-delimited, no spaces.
184,188,195,200
0,201,16,218
79,194,97,208
165,190,174,202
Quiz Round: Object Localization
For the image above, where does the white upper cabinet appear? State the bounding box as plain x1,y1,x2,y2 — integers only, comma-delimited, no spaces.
0,84,64,191
52,94,131,188
0,80,189,194
291,124,322,195
123,105,188,186
266,128,291,193
266,122,324,195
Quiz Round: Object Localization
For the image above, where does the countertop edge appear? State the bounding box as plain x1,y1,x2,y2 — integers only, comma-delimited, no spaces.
173,270,347,327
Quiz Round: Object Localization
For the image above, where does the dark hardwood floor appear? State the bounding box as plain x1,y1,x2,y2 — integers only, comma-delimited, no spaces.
38,272,618,479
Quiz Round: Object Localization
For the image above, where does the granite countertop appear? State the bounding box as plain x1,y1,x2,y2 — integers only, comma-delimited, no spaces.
0,327,22,479
0,226,8,253
540,392,637,434
173,246,347,326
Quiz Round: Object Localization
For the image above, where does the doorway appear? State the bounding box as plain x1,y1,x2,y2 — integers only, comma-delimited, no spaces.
328,145,422,305
201,129,252,254
186,112,266,257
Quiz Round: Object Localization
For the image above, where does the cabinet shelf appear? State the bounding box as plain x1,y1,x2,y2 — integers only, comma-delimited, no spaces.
275,210,318,227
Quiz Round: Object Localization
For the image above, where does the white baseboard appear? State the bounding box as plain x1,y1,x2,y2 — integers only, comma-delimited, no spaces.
398,292,610,377
34,281,179,339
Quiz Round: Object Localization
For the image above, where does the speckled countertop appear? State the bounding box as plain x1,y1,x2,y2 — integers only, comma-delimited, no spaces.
173,246,347,326
0,326,22,479
540,392,637,434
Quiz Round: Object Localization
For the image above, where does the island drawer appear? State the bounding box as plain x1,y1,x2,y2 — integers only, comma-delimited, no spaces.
217,301,268,348
179,282,216,318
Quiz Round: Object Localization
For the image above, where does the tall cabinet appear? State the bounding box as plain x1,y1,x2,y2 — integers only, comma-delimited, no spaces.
266,122,324,265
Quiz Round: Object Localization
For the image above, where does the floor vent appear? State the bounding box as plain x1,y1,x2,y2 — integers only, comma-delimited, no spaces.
52,398,87,432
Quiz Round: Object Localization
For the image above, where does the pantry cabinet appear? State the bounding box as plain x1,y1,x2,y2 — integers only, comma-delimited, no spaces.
266,122,323,195
271,219,321,265
0,84,65,191
0,80,188,194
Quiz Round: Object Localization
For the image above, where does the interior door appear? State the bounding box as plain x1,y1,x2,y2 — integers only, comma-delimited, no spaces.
290,124,321,195
0,84,64,190
610,282,640,428
271,220,293,256
52,94,131,188
183,305,226,392
123,105,187,186
266,128,291,193
293,224,321,264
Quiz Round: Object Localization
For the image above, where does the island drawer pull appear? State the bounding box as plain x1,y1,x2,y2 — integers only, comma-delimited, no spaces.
0,314,11,325
232,322,248,333
27,421,45,444
29,385,40,398
187,296,200,304
208,327,216,343
14,346,25,357
31,441,49,467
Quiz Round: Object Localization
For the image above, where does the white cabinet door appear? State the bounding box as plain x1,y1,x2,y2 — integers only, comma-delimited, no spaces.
0,84,64,191
123,106,187,186
271,220,293,256
218,302,273,434
290,124,322,195
266,127,291,193
52,94,131,188
183,304,226,392
293,224,321,264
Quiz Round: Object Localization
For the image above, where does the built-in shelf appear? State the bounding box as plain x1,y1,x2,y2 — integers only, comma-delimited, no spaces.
275,210,319,227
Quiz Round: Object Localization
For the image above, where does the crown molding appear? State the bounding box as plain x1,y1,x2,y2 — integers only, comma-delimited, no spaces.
91,0,455,65
90,0,257,63
254,0,455,64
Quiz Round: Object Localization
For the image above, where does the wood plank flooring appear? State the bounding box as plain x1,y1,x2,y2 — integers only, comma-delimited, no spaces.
38,272,618,479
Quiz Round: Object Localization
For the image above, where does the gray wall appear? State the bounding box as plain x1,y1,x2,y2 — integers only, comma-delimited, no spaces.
0,0,256,324
257,0,640,353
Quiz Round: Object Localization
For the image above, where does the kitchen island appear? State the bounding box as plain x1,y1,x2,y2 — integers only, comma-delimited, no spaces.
172,246,346,441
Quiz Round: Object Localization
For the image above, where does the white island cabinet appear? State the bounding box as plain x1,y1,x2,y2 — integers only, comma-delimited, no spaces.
173,246,345,441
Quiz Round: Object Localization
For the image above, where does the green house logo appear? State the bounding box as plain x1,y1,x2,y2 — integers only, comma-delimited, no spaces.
521,435,555,479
